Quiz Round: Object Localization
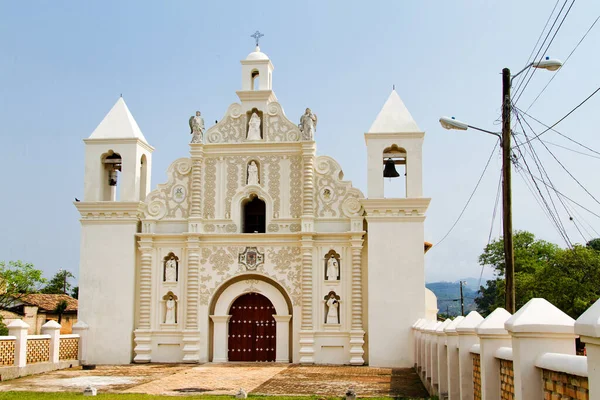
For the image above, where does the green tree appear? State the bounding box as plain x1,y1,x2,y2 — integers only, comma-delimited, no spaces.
587,238,600,252
41,269,75,295
54,300,68,324
475,231,558,316
71,286,78,299
0,260,46,309
537,245,600,319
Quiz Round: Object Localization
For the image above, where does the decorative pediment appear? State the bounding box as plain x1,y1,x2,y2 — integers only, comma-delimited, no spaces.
143,158,192,220
314,156,364,219
204,102,303,144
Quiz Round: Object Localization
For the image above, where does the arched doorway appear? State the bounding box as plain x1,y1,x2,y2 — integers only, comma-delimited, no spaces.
210,276,292,363
228,293,276,362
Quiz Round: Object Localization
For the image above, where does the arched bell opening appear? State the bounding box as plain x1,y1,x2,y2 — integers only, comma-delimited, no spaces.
101,150,122,201
251,69,260,91
140,154,148,201
383,144,407,198
242,195,266,233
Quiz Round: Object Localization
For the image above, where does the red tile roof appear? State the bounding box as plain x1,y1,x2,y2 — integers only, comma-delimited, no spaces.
19,294,78,312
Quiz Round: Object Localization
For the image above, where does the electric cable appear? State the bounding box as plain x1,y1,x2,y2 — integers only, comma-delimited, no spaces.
477,170,502,291
515,86,600,147
525,14,600,112
433,141,499,248
515,107,600,156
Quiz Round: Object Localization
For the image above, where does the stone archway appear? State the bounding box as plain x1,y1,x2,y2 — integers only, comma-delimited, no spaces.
209,276,292,363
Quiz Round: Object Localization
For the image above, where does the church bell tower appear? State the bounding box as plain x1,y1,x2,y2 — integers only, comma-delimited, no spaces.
361,90,431,368
75,97,153,364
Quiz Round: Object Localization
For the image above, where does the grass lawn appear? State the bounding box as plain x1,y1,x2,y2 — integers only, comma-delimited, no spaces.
0,394,435,400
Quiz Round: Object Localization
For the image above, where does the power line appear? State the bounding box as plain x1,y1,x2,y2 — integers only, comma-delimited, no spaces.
515,86,600,147
477,170,502,290
519,113,597,242
515,108,600,156
530,175,600,220
514,0,575,104
525,14,600,111
433,142,499,248
512,0,569,98
541,140,600,160
512,0,562,91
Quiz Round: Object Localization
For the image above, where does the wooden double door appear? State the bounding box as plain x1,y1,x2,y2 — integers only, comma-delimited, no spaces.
228,292,276,362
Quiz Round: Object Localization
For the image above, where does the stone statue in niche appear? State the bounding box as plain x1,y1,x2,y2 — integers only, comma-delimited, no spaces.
326,255,339,281
247,161,259,185
164,256,178,282
189,111,204,143
299,108,317,140
326,292,339,324
165,295,176,324
247,112,262,140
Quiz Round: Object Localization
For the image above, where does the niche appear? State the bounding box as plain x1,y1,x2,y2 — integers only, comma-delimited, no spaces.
324,291,341,324
242,195,266,233
163,252,179,282
324,250,341,281
162,291,178,325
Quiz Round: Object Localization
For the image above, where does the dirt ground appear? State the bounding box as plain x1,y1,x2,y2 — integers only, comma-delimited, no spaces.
0,363,429,398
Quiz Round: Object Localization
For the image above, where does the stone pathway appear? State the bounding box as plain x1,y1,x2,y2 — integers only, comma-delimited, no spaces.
0,363,429,397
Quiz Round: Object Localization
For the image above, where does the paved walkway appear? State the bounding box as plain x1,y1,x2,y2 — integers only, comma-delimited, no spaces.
0,363,429,398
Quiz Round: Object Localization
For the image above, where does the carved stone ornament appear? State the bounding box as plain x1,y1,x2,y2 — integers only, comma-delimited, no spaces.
238,247,264,271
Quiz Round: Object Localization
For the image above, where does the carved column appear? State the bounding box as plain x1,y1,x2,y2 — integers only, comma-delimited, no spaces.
182,236,200,362
189,146,203,233
349,235,365,365
301,142,315,232
299,235,315,363
134,236,153,362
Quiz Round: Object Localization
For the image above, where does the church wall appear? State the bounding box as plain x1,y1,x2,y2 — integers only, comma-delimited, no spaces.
79,220,139,364
366,219,426,368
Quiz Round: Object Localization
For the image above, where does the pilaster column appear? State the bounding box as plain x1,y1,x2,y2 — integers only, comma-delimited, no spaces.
182,236,201,362
444,316,464,400
476,308,512,400
273,315,292,362
349,236,365,365
299,235,315,363
210,315,231,362
189,150,203,232
133,236,153,363
8,319,29,367
301,142,315,232
435,319,453,398
456,311,484,400
41,320,61,364
575,298,600,399
72,321,89,364
505,298,576,400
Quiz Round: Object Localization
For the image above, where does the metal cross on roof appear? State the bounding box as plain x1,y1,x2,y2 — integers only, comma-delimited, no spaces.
250,30,264,47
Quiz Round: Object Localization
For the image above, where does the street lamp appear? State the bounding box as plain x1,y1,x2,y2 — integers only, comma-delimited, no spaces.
439,57,562,313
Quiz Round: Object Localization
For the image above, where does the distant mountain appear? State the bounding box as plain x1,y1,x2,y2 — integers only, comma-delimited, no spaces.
426,279,482,317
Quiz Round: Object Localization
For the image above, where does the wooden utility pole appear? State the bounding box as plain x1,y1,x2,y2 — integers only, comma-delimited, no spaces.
502,68,516,313
460,281,465,316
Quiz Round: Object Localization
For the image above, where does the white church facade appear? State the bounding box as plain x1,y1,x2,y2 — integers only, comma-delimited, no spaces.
75,44,437,367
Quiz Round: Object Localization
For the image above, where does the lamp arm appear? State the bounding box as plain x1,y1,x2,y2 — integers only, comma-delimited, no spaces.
467,125,501,138
510,62,533,84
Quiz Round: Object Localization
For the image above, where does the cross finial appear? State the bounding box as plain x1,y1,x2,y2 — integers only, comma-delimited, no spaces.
250,30,264,47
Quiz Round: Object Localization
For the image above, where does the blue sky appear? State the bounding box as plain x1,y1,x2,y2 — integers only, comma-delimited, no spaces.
1,1,599,286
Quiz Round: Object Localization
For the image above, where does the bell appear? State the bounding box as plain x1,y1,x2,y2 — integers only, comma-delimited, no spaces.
383,158,400,178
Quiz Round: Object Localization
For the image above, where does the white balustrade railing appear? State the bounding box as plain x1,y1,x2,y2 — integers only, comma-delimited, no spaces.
412,297,600,400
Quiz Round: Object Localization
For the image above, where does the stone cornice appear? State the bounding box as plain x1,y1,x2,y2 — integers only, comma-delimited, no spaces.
83,137,155,152
361,198,431,219
364,132,425,142
195,141,306,154
75,201,144,222
236,89,278,103
136,231,365,243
